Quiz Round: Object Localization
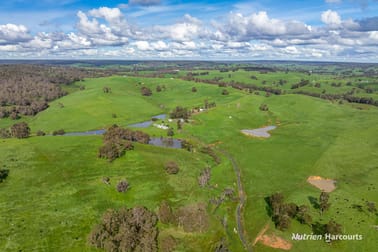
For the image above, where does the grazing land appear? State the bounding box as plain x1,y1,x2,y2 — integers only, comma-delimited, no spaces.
0,61,377,252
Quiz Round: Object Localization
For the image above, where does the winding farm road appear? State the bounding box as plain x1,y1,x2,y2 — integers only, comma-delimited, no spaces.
219,150,252,252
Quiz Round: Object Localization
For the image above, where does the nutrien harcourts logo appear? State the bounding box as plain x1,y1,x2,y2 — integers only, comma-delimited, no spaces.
292,233,363,242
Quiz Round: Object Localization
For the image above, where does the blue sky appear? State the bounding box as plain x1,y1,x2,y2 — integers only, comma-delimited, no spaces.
0,0,377,61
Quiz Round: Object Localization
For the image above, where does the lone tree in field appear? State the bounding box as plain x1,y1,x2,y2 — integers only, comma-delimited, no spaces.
10,122,30,138
366,201,376,213
103,86,111,93
141,86,152,96
88,206,158,252
259,103,269,111
0,169,9,182
221,89,229,95
319,191,331,215
167,127,174,137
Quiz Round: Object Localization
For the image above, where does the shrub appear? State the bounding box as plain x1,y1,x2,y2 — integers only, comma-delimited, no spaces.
167,128,174,137
221,89,229,95
52,129,65,136
103,86,111,93
198,167,211,187
158,201,174,224
141,86,152,96
0,169,9,182
175,203,209,232
160,235,177,252
88,206,158,252
156,85,162,92
191,87,197,92
165,161,179,174
116,180,129,192
259,104,269,111
10,122,30,138
36,130,46,136
0,128,11,139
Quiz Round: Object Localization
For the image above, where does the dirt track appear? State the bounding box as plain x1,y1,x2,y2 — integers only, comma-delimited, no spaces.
220,150,252,252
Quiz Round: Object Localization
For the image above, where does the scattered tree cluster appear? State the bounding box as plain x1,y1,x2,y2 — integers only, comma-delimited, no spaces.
169,106,191,120
0,122,30,139
267,192,312,231
267,192,344,239
99,125,150,162
291,79,310,89
203,99,217,109
0,64,111,119
88,206,158,252
10,122,30,138
103,125,150,144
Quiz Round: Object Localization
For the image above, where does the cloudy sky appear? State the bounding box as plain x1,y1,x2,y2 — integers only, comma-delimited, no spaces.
0,0,377,61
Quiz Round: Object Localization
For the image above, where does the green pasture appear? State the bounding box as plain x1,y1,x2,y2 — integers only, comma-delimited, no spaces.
1,71,377,251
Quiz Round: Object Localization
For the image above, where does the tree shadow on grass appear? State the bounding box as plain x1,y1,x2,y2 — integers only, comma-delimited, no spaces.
264,196,273,217
308,196,319,210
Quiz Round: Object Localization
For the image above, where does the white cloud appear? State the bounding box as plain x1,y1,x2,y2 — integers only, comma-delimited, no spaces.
89,7,123,24
155,14,203,42
133,40,150,50
0,7,378,61
217,11,312,41
0,24,31,44
321,10,342,27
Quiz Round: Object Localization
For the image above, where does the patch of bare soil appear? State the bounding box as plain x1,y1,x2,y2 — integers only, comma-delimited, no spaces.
253,223,269,246
307,176,336,192
259,234,292,250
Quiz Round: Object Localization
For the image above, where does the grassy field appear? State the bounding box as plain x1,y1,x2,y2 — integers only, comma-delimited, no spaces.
1,69,377,251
